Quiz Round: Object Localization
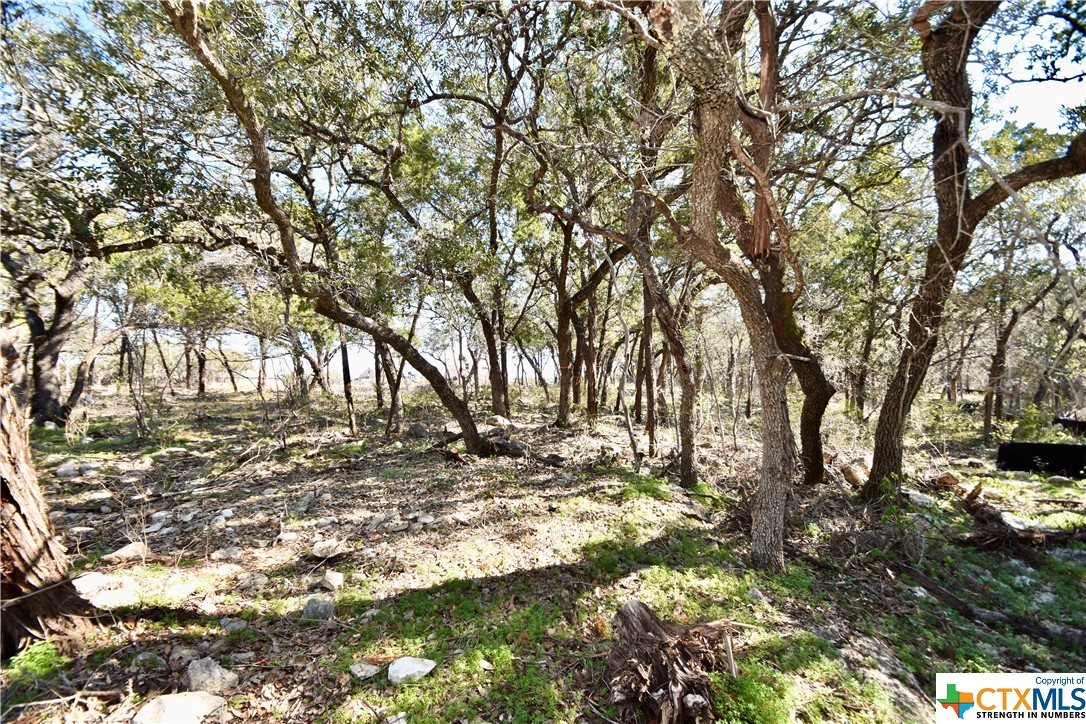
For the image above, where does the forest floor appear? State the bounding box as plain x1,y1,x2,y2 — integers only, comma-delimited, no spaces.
2,389,1084,723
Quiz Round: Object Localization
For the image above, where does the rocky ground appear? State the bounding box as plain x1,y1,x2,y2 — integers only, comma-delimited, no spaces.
2,391,1084,723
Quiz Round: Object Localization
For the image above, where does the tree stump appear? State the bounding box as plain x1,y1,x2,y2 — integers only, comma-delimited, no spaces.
606,600,736,723
1,361,91,659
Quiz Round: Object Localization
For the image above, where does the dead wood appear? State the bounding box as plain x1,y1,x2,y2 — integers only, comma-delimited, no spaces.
957,484,1086,550
893,564,1086,650
606,600,736,723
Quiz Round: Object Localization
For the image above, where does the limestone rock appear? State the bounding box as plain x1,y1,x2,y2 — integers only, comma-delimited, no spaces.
292,490,316,515
350,662,381,680
55,460,81,478
133,692,226,724
210,546,244,562
301,596,335,621
320,570,345,591
237,572,269,591
311,538,348,558
388,656,437,685
902,489,936,507
1046,475,1074,486
184,657,238,694
103,541,149,562
407,422,429,439
133,652,167,671
220,618,248,633
169,646,202,671
485,414,511,427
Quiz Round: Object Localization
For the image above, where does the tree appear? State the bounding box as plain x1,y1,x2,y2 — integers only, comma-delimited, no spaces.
1,1,233,423
863,1,1086,502
1,325,90,658
643,0,800,569
158,0,499,454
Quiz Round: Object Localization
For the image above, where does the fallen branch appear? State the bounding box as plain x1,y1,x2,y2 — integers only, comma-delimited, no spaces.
957,484,1086,550
893,564,1086,650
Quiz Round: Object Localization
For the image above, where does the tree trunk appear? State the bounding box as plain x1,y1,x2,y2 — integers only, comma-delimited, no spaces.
314,300,495,454
29,291,76,426
572,310,585,407
183,343,192,390
760,258,834,484
374,342,385,409
556,300,574,427
643,278,656,456
339,325,357,435
61,328,124,424
585,271,600,420
865,1,1086,502
151,329,174,395
2,358,90,658
256,337,267,394
377,342,403,435
216,340,238,393
196,342,208,397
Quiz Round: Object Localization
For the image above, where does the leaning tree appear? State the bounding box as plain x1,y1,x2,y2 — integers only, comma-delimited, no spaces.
863,0,1086,501
1,325,90,657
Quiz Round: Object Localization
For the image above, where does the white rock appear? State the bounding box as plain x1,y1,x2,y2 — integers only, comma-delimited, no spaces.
72,572,111,597
747,587,768,604
184,657,238,694
1034,590,1058,606
417,513,435,525
292,491,316,515
68,526,96,539
451,512,470,525
1046,475,1074,486
209,546,244,561
262,487,278,496
311,539,347,558
169,646,202,668
79,462,101,475
386,714,407,724
220,618,248,633
219,509,234,519
320,570,345,591
143,522,165,534
902,489,936,507
237,572,269,591
42,421,57,430
275,531,299,543
485,415,511,427
103,541,149,562
55,462,81,478
350,662,381,679
150,510,172,521
317,516,339,528
388,656,437,685
133,692,226,724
